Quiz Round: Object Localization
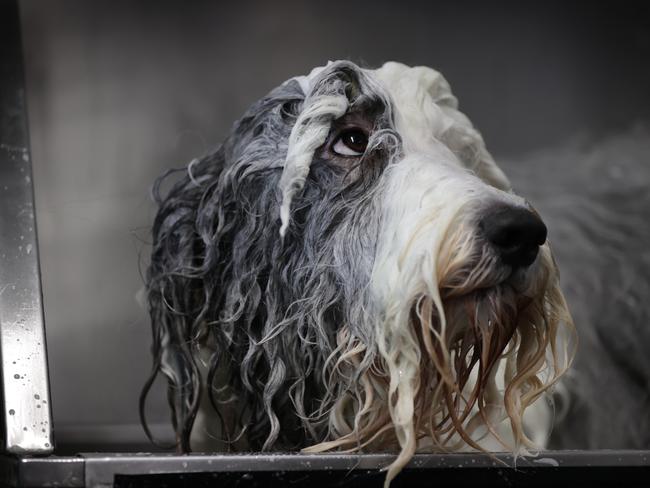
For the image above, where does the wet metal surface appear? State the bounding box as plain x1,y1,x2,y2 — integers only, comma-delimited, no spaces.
0,0,53,454
2,451,650,488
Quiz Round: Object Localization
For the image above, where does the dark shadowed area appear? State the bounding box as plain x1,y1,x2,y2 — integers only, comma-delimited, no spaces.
18,0,650,450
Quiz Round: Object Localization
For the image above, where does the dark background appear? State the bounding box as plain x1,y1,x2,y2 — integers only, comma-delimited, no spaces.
18,0,650,450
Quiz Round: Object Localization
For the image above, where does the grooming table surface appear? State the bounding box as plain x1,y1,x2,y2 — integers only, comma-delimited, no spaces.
2,451,650,487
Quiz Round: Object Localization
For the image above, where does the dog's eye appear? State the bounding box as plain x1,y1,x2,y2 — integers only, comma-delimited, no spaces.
332,129,368,157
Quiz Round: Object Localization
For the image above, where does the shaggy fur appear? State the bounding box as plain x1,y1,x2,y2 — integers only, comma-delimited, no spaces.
141,61,576,485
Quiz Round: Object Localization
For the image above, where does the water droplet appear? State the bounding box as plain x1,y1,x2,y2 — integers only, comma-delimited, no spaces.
34,394,40,400
36,404,41,408
45,443,50,448
8,409,15,415
13,374,20,379
23,427,27,431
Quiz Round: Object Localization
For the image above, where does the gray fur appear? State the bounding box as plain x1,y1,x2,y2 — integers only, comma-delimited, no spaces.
141,62,400,451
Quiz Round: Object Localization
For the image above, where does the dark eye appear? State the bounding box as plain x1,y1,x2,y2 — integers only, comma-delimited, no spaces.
332,128,369,157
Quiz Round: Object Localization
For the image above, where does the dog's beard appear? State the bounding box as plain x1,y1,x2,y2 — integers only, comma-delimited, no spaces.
303,225,575,486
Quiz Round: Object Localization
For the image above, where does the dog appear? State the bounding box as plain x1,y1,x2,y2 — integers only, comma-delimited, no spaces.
140,60,576,485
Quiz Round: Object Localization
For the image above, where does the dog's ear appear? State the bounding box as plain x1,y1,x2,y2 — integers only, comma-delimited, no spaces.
141,78,315,452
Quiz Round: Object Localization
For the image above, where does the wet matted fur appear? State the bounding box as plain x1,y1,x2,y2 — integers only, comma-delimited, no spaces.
141,61,576,485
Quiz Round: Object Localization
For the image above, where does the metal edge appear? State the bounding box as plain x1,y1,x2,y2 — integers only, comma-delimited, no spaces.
0,0,54,455
81,451,650,487
2,451,649,487
0,455,85,488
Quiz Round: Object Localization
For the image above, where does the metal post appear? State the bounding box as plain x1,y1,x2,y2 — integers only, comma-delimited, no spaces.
0,0,54,454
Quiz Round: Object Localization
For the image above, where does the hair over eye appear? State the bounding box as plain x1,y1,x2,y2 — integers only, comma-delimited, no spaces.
332,128,369,157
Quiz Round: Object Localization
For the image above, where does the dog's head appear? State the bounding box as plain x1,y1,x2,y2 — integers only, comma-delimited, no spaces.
142,61,575,482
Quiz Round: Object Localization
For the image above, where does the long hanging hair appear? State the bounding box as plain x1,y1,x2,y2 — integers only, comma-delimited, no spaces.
140,61,576,486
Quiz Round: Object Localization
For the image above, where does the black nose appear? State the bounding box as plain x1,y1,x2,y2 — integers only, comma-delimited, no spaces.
480,205,547,268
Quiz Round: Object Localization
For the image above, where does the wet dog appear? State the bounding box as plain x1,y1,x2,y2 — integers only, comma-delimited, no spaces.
141,61,575,484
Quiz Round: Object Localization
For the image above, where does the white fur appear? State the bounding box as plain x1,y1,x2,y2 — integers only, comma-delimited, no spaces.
373,62,511,190
279,72,348,237
277,62,569,486
368,63,556,481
